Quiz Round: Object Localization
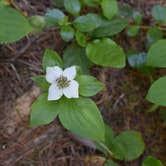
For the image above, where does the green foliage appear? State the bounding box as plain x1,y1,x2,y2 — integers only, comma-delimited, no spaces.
110,131,145,161
152,5,166,24
76,75,105,96
127,52,152,74
147,40,166,68
0,6,32,43
45,9,65,26
146,76,166,106
73,13,103,32
127,25,139,37
31,76,49,91
59,97,105,141
86,38,126,68
64,0,81,16
101,0,118,20
142,156,164,166
81,0,100,7
42,49,63,71
119,5,132,18
30,93,61,126
63,44,92,73
75,30,88,47
133,11,142,24
146,28,163,47
103,160,119,166
52,0,64,7
60,26,75,42
91,18,128,37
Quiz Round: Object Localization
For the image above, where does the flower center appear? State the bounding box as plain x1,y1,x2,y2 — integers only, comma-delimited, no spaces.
56,76,70,89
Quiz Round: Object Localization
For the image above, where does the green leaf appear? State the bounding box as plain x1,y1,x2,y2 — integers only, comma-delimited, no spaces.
42,49,63,71
60,26,74,42
133,11,142,24
63,44,92,74
81,0,100,7
91,18,128,37
146,28,163,47
142,156,164,166
76,75,105,97
31,76,49,91
30,93,61,126
152,5,166,24
86,38,126,68
75,30,88,47
110,131,145,161
64,0,81,16
45,9,65,26
127,25,139,37
0,6,32,44
119,5,132,19
73,13,104,32
147,39,166,68
101,0,118,20
104,160,119,166
52,0,64,7
146,76,166,107
127,52,153,74
59,97,105,141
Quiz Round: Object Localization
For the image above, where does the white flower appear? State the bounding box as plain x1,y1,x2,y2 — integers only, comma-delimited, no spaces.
46,66,79,101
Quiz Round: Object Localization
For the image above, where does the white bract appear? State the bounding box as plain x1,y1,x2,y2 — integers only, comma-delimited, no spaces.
46,66,79,101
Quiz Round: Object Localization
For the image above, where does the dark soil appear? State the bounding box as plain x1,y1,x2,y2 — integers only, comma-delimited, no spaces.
0,0,166,166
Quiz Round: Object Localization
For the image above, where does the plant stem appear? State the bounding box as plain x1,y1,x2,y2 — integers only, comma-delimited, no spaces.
147,104,160,112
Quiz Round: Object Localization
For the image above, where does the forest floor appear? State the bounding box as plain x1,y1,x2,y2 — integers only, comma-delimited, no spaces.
0,0,166,166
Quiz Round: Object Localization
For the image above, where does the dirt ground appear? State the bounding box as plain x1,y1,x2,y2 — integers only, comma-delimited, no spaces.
0,0,166,166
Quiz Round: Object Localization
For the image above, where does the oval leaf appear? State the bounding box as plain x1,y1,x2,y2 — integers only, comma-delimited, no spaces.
0,6,32,43
30,93,61,126
42,48,63,71
110,131,145,161
60,26,74,42
101,0,118,20
59,97,105,141
86,38,126,68
76,75,105,97
146,76,166,106
64,0,81,16
142,156,164,166
152,5,166,23
147,39,166,68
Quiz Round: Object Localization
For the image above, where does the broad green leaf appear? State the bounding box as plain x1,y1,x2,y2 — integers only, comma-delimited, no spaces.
152,5,166,23
86,38,126,68
81,0,100,6
0,6,32,44
101,0,118,20
42,49,63,71
104,160,119,166
127,25,139,37
119,5,132,19
91,18,128,37
147,39,166,68
76,75,105,97
45,9,65,26
146,28,163,47
60,26,74,42
127,52,153,74
64,0,81,16
73,13,104,32
59,97,105,141
63,44,92,73
75,30,87,47
30,93,61,126
142,156,164,166
146,76,166,106
110,131,145,161
133,11,142,24
31,76,49,91
52,0,64,7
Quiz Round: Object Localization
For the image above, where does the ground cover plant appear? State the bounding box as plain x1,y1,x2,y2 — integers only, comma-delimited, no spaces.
0,0,165,165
